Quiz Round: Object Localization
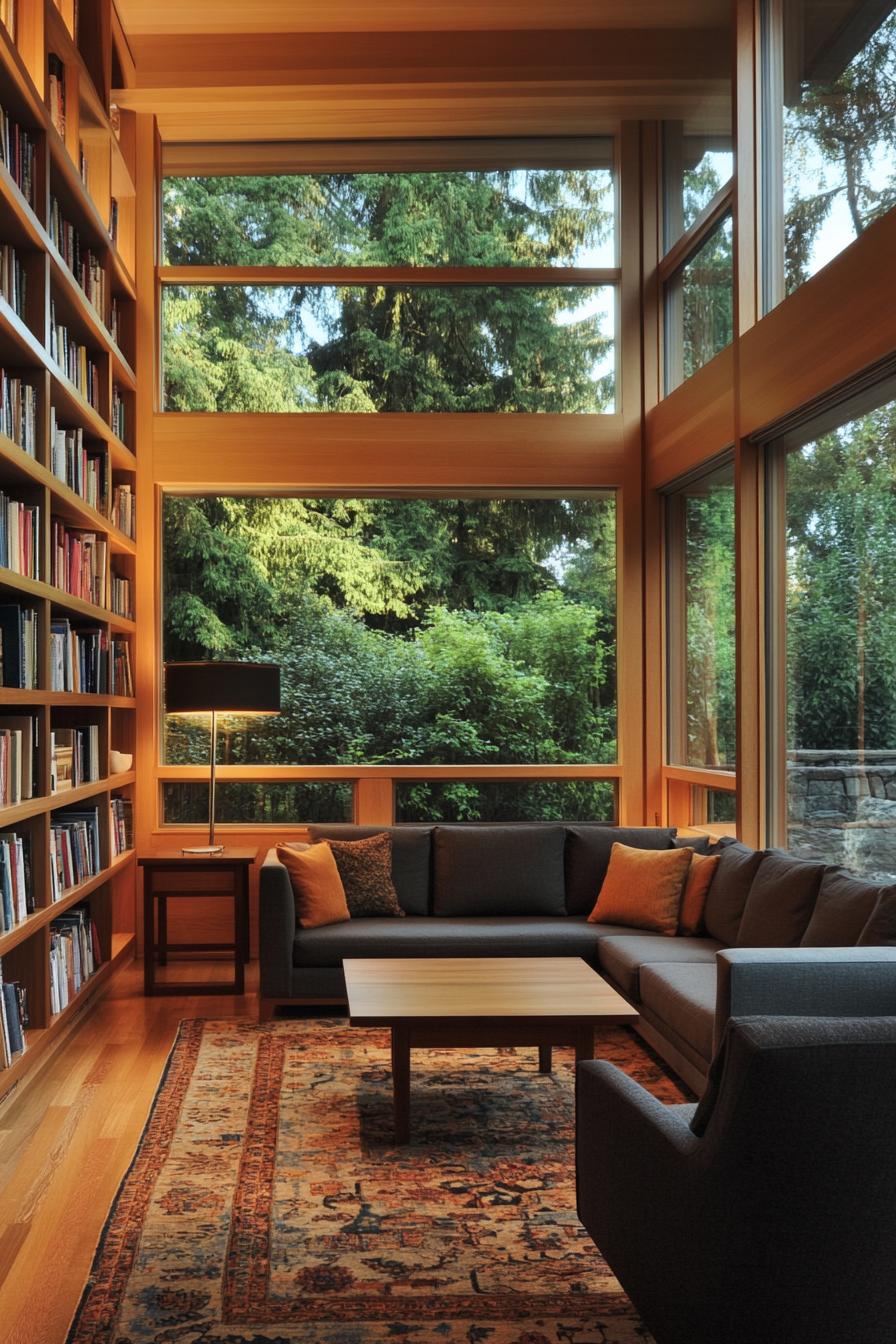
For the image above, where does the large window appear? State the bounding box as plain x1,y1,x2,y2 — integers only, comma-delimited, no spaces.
769,392,896,878
160,154,618,414
162,494,618,824
764,0,896,306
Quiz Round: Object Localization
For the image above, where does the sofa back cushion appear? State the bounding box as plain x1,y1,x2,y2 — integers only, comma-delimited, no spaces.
736,851,825,947
433,825,566,916
801,868,884,947
564,825,677,915
307,825,433,915
703,839,767,944
858,887,896,945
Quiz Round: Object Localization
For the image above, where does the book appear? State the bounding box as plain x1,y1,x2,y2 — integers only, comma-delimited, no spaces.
1,371,37,453
51,521,107,607
47,54,65,138
49,409,105,509
49,806,101,901
111,384,126,443
50,904,99,1013
110,636,132,696
110,483,135,539
48,302,100,409
110,572,132,619
0,491,40,578
0,832,32,929
0,714,38,803
0,604,38,688
0,105,37,206
110,795,133,856
51,724,99,791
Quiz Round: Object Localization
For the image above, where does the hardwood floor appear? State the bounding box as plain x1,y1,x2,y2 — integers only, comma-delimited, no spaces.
0,955,264,1344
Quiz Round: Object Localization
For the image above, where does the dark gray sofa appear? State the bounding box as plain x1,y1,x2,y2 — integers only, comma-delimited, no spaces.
259,824,896,1092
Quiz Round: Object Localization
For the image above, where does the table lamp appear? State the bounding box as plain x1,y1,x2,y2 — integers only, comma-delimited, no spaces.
164,661,281,854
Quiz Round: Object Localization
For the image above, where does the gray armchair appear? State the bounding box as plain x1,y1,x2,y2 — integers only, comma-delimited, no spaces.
576,1011,896,1344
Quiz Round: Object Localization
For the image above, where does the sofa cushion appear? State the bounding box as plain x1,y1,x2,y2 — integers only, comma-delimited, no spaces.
858,887,896,946
597,934,723,1001
564,825,677,915
588,843,693,935
276,842,350,929
293,915,602,967
308,825,432,915
703,839,767,944
801,869,884,947
639,962,717,1062
432,825,566,916
326,832,405,918
736,852,825,947
679,852,721,936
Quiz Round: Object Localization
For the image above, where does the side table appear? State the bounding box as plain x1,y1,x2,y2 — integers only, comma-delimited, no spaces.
138,849,258,995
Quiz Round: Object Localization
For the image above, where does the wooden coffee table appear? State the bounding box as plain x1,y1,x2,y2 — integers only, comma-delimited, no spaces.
344,956,639,1143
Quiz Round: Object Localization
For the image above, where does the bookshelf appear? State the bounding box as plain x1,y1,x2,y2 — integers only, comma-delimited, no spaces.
0,0,137,1097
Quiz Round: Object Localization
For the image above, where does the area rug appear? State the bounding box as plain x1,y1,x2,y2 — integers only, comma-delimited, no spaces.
67,1018,688,1344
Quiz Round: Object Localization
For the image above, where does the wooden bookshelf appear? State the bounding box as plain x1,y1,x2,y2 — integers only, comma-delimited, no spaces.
0,0,138,1102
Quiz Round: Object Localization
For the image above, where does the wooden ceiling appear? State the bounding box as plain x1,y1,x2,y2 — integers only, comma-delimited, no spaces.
113,0,732,144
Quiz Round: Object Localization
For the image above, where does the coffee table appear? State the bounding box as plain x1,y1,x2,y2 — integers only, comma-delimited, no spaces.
343,956,639,1143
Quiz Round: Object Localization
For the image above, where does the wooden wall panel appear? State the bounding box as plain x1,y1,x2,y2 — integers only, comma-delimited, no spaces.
151,412,627,489
645,344,735,488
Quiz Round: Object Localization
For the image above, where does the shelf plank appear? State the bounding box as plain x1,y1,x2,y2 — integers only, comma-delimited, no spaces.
0,689,136,707
0,848,136,957
0,778,137,830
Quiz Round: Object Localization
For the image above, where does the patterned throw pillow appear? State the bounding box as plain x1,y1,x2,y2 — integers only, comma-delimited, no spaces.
325,832,405,918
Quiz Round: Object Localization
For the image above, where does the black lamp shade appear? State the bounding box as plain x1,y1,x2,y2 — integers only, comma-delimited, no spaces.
164,661,280,715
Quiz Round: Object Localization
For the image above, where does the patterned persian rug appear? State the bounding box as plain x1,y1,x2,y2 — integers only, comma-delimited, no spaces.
67,1018,688,1344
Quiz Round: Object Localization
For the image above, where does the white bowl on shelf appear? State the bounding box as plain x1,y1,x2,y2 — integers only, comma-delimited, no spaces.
110,751,134,774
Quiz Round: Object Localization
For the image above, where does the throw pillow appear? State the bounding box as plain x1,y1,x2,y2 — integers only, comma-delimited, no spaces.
801,869,883,946
735,852,825,947
678,852,721,936
588,842,694,936
276,842,350,929
702,839,767,943
326,832,405,918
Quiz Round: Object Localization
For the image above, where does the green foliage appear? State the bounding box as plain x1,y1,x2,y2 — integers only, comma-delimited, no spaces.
684,479,736,767
161,169,615,413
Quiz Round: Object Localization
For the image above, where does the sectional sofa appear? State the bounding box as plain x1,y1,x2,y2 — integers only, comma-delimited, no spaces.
258,822,895,1092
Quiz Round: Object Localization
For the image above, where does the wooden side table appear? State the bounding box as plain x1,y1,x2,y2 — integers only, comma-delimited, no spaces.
139,849,258,996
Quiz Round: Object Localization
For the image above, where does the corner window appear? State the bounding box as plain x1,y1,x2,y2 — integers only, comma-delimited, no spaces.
763,0,896,307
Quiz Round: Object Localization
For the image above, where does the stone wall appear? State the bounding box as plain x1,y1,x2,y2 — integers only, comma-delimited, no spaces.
787,750,896,880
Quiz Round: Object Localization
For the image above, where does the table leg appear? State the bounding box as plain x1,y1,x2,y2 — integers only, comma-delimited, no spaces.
143,878,155,996
391,1024,411,1144
233,874,246,995
157,894,167,966
575,1024,594,1063
538,1044,552,1073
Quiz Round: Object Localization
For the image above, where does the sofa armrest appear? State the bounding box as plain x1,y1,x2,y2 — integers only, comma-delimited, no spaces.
258,848,296,1000
713,947,896,1053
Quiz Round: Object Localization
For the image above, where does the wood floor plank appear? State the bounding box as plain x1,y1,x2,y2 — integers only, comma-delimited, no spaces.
0,956,264,1344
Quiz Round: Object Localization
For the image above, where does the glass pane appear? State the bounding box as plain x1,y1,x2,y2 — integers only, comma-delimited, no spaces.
783,398,896,878
663,126,733,250
668,465,736,768
777,1,896,297
162,284,615,413
665,216,733,392
692,786,737,825
162,165,616,268
162,495,618,772
162,781,353,824
394,779,616,823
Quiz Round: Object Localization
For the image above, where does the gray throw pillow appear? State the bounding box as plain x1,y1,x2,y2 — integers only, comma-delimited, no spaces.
702,839,767,944
433,825,566,916
857,887,896,946
801,869,884,946
736,852,825,947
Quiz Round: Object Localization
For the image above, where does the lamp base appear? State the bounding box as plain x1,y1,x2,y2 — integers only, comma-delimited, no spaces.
181,844,225,855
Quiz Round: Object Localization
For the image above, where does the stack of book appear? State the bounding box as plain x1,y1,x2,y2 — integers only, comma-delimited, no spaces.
0,603,38,688
110,573,131,619
49,619,108,693
109,795,133,855
110,297,121,347
0,243,25,318
47,54,65,137
49,806,101,900
109,198,118,246
0,713,38,805
49,303,100,409
0,492,40,577
110,636,132,696
0,106,36,206
0,371,36,453
0,958,28,1067
0,830,31,932
51,724,99,793
51,522,107,607
110,483,134,538
111,384,125,443
49,201,107,320
49,905,100,1014
49,411,105,509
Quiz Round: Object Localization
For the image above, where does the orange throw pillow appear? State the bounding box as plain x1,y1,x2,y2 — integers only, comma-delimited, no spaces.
276,842,350,929
679,852,721,936
587,842,693,936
